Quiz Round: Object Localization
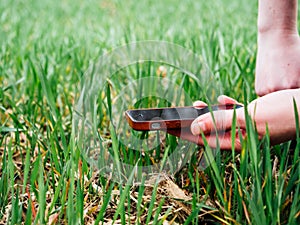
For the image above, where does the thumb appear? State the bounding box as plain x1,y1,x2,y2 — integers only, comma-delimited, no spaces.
191,109,234,135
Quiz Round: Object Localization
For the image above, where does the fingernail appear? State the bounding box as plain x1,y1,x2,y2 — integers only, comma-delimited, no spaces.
191,122,206,135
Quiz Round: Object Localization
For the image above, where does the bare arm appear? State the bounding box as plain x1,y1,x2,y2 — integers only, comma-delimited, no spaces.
258,0,298,34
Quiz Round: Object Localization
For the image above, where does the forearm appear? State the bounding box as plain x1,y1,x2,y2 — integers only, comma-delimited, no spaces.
247,89,300,144
258,0,298,34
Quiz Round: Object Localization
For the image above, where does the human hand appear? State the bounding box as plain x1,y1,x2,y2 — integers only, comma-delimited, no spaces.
167,95,246,151
167,89,300,151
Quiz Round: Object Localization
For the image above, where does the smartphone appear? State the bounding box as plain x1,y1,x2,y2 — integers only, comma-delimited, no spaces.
125,104,242,131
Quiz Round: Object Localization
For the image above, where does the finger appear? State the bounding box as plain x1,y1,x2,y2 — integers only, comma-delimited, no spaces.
166,128,245,151
195,129,245,151
166,129,181,138
166,128,230,148
193,100,208,108
217,95,243,106
191,110,234,135
166,128,200,143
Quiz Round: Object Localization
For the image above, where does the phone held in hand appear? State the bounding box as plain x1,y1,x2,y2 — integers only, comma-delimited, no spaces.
125,104,242,131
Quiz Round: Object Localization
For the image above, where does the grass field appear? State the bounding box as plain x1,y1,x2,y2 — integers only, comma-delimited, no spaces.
1,0,300,224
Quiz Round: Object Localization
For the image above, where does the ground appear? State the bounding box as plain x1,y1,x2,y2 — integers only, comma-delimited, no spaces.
0,0,299,224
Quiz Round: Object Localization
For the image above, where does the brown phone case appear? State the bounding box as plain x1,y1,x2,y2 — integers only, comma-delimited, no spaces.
125,104,242,131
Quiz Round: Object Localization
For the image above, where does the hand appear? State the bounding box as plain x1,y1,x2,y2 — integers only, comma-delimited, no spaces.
167,95,246,151
167,89,300,151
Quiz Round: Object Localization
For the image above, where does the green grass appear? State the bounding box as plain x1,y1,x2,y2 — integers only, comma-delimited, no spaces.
1,0,300,224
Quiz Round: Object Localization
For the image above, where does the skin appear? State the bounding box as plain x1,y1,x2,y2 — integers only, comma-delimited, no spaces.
255,0,300,96
168,1,300,150
167,89,300,151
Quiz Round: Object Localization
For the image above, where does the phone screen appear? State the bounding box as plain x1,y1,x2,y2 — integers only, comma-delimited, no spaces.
127,106,212,122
